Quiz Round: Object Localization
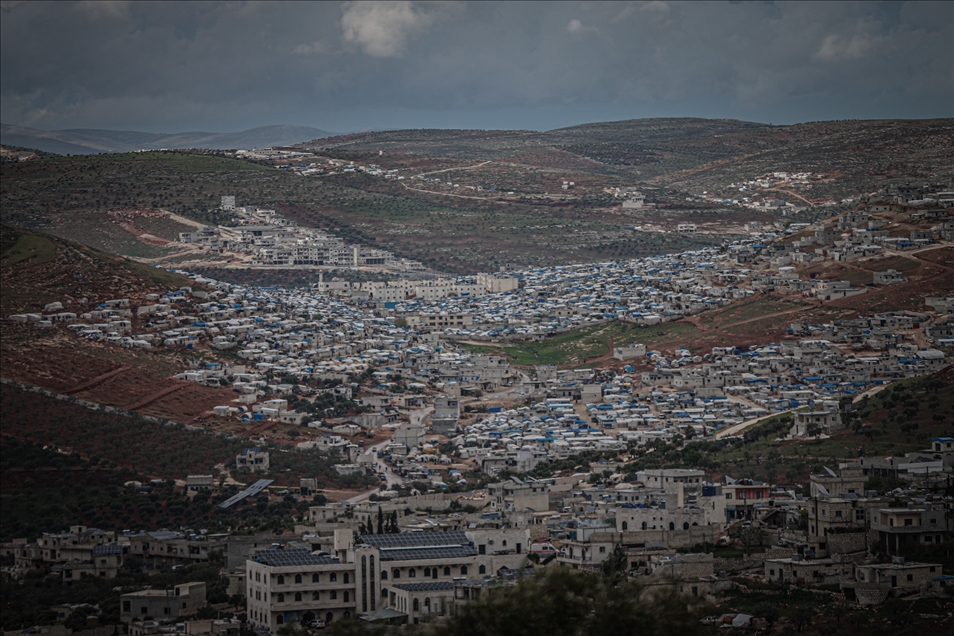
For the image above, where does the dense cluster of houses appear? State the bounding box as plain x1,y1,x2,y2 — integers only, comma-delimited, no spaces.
7,447,953,631
178,204,409,270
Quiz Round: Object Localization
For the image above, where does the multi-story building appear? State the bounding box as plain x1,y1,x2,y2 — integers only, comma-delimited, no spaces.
120,582,206,623
246,540,356,630
354,530,479,618
236,448,270,472
871,505,953,554
487,479,550,514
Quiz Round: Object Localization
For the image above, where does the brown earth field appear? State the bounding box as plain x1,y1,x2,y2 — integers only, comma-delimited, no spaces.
1,323,235,424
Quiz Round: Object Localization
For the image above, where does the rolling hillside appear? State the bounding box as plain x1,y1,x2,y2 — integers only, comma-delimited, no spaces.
1,123,336,154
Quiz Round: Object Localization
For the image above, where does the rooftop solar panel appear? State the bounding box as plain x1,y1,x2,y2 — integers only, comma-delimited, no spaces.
390,581,455,592
378,546,477,562
362,530,469,549
93,544,124,555
253,548,340,567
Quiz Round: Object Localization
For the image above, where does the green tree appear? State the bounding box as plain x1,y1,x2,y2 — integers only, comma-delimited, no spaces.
600,544,629,583
430,567,701,636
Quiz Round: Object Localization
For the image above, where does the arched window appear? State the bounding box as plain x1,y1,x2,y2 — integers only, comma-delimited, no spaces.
381,570,388,580
295,574,302,584
330,591,337,600
424,567,431,577
502,540,507,546
424,598,431,609
479,565,486,574
460,566,468,575
641,522,647,530
344,591,350,602
312,592,320,601
413,599,419,611
276,616,284,625
277,575,285,585
330,572,337,582
409,568,416,578
393,569,401,579
326,613,333,625
669,522,675,531
277,593,284,603
432,568,437,579
295,592,302,602
344,573,349,584
622,521,628,531
683,522,690,530
443,567,450,576
312,573,320,583
343,611,350,618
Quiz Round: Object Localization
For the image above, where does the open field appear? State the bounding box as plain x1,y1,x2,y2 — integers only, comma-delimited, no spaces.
1,224,190,316
458,321,697,367
6,118,948,274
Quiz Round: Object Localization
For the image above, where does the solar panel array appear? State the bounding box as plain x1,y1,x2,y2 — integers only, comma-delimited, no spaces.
378,546,477,562
93,544,124,555
363,530,469,549
390,581,455,592
219,479,275,509
254,549,340,567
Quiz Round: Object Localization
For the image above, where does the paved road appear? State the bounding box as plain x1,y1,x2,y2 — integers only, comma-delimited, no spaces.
342,407,435,504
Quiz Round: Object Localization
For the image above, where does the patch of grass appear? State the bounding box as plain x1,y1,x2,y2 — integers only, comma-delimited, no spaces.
1,233,56,268
458,321,696,367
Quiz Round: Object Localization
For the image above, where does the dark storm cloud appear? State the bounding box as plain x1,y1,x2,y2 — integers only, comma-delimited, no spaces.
1,1,950,132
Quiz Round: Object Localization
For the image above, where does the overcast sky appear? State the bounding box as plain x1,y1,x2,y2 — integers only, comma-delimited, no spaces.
1,1,951,133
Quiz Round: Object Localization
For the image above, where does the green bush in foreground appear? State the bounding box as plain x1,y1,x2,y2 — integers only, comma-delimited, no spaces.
327,567,703,636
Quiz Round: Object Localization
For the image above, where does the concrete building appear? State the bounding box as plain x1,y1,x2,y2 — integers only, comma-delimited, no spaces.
487,479,550,513
120,582,206,623
236,448,270,472
246,534,357,631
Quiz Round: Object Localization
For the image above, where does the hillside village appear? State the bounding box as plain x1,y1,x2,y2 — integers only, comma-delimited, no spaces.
3,182,954,633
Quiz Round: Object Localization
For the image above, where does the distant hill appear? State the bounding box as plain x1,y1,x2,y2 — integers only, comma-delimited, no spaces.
0,123,336,155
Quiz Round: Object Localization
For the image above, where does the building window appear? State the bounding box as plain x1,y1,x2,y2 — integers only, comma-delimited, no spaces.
276,616,284,625
313,592,320,601
622,522,628,531
330,573,337,582
479,565,486,574
443,567,450,576
278,575,285,584
424,568,431,577
313,573,320,583
344,572,349,584
141,608,147,615
123,601,130,612
295,574,302,584
381,570,388,580
599,546,606,553
295,592,302,602
413,599,419,611
479,545,486,555
344,591,350,602
394,570,400,579
278,593,284,602
461,566,468,575
330,591,337,600
409,568,416,578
